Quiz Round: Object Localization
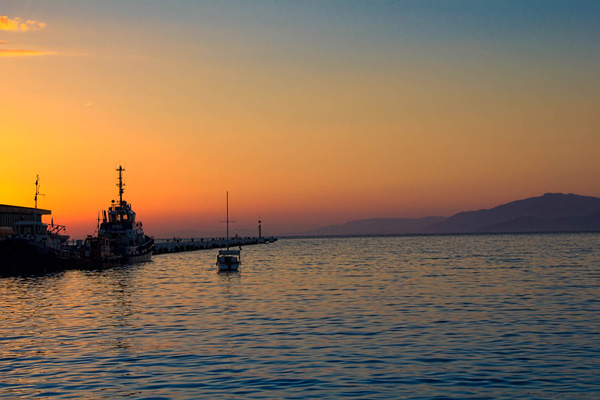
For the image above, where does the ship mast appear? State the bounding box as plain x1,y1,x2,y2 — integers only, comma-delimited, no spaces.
34,175,39,219
117,166,125,206
34,175,44,221
220,191,235,250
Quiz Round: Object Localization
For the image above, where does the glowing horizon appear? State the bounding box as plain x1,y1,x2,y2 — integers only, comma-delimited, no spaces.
1,1,599,239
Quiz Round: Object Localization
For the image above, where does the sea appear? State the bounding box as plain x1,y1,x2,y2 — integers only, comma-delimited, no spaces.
1,233,599,399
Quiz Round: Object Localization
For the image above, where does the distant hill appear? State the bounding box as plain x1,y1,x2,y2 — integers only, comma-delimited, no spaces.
306,216,446,236
477,212,600,233
307,193,600,236
423,193,600,233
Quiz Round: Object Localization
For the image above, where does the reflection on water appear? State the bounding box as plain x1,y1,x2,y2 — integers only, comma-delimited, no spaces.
1,233,600,399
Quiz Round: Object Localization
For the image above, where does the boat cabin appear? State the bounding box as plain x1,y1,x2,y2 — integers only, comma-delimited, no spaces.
15,221,49,236
217,249,241,271
104,201,136,224
14,220,69,242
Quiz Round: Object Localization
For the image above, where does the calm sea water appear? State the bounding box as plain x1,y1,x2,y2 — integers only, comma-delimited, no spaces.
1,233,599,399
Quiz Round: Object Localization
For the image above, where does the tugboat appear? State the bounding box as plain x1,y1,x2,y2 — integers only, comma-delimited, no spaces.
216,191,241,271
0,176,81,273
98,166,154,263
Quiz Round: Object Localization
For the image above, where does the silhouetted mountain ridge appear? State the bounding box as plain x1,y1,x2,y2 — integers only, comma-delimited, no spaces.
307,193,600,236
306,216,445,236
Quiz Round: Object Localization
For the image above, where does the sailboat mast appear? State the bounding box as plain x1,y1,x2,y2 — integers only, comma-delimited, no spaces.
226,191,229,248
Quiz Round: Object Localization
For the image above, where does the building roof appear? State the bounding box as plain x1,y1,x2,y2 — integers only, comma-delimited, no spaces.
0,204,52,215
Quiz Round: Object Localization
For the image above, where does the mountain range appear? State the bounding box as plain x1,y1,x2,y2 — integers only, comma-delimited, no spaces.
306,193,600,236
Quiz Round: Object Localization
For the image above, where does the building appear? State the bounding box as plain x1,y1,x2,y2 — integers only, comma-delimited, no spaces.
0,204,52,230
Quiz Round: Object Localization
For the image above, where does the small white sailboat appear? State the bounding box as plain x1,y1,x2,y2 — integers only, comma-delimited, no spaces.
216,191,241,271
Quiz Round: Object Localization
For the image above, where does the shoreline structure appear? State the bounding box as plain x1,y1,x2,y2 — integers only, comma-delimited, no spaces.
154,236,277,255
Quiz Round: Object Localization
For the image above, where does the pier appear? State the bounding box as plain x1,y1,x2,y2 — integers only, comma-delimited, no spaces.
154,236,277,255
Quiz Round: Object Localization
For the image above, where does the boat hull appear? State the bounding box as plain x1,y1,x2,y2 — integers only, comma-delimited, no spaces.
217,262,240,272
0,238,126,276
112,236,154,264
0,238,80,275
121,251,153,264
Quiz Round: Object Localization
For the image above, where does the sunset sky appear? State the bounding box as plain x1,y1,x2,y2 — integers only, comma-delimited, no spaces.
1,1,599,239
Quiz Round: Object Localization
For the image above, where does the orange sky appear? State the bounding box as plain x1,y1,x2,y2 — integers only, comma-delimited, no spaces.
1,2,599,239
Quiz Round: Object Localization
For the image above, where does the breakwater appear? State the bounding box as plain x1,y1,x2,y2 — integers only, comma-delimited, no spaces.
154,237,277,254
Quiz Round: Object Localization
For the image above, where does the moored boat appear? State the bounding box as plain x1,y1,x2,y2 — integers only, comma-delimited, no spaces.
0,176,82,274
0,220,81,272
97,166,154,263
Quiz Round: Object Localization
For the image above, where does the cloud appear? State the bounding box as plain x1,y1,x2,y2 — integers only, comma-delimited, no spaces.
0,16,46,31
0,37,56,57
0,49,56,57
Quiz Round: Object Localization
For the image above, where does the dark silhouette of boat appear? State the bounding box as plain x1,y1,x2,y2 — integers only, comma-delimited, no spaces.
97,166,154,263
0,176,119,275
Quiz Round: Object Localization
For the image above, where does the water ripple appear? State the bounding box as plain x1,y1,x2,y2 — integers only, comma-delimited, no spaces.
1,233,600,399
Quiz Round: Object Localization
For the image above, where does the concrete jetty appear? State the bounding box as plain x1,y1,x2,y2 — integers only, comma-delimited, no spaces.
154,236,277,255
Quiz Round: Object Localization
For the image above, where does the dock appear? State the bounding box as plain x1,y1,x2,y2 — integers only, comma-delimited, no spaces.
154,236,277,254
